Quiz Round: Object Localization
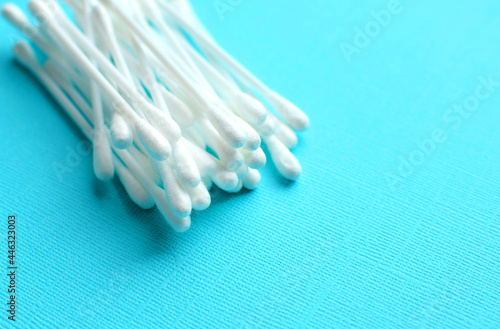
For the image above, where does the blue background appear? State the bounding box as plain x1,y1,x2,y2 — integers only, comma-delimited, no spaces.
1,0,500,328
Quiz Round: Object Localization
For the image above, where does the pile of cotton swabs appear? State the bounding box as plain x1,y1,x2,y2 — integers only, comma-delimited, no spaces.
2,0,310,232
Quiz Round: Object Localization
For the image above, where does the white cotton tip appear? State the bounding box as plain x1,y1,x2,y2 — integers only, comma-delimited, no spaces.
151,186,191,233
218,144,244,171
265,135,302,180
182,138,216,177
255,114,277,137
13,41,36,68
242,169,261,190
226,180,243,193
115,159,155,209
268,91,310,132
275,118,298,149
187,183,211,211
142,102,182,143
172,140,201,188
233,92,267,125
110,112,133,149
234,163,249,179
28,0,51,22
2,3,33,33
134,119,171,161
158,161,192,218
241,148,267,170
93,129,115,181
161,87,195,127
210,162,239,191
206,104,247,149
244,133,262,152
233,115,261,151
200,119,244,170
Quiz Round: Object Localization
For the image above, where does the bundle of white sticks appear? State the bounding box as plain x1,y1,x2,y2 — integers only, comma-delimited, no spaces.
2,0,310,232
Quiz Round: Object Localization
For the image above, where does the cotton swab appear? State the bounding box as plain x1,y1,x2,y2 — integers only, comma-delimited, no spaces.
263,135,302,180
42,0,183,148
28,0,172,161
14,40,190,232
3,0,310,233
101,0,249,149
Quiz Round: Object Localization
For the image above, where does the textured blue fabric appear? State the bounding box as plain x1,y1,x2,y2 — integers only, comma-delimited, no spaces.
1,0,500,328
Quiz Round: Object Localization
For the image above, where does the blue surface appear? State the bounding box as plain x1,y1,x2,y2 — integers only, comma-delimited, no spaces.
1,0,500,328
